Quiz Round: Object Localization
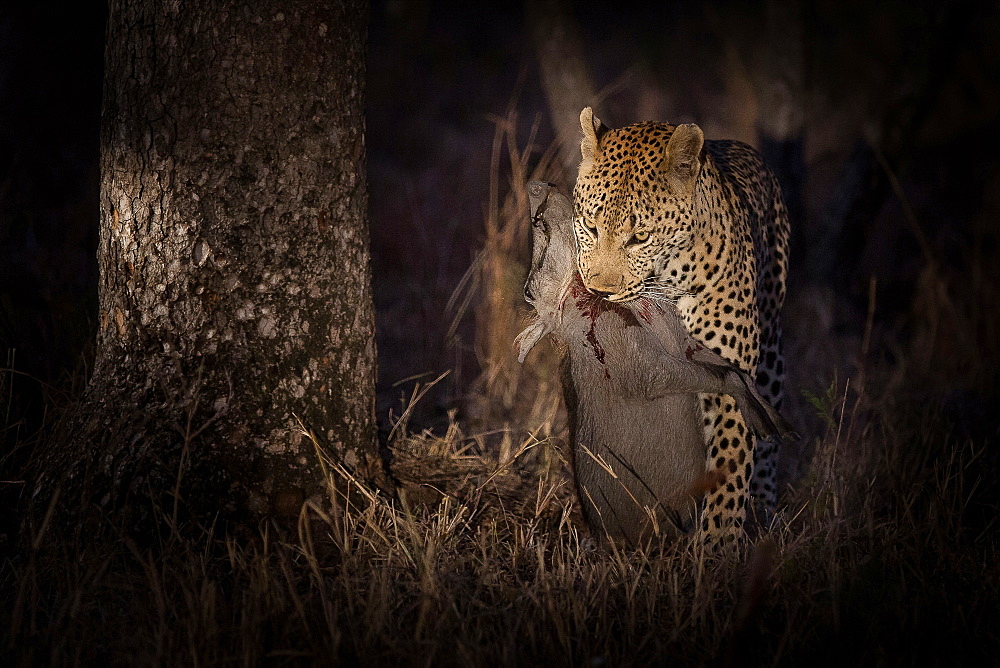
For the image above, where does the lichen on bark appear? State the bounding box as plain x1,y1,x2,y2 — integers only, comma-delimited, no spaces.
32,0,383,534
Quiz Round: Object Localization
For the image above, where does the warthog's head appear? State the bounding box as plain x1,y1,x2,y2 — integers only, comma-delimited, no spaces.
516,181,576,362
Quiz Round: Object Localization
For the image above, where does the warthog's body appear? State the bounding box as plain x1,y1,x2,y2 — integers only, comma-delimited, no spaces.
518,181,791,544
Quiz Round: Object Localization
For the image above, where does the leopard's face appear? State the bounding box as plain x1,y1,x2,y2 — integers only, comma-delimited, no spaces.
573,110,704,303
573,178,695,302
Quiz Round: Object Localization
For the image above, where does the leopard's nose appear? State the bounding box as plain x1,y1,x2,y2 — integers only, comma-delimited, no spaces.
584,270,624,298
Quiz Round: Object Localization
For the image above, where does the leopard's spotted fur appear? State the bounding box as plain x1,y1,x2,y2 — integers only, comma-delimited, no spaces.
573,108,790,542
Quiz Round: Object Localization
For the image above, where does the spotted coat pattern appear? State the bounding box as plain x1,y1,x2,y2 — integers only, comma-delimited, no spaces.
572,109,789,543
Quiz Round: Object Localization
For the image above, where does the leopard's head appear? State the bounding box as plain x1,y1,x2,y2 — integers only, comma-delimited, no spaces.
572,107,704,302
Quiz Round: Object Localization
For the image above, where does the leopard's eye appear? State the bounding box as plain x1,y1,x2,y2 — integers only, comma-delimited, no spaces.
631,229,650,243
578,218,598,233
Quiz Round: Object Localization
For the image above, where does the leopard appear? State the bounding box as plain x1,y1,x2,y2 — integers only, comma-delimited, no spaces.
572,107,790,543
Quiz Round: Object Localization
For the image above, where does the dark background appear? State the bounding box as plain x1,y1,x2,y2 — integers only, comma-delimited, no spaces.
2,0,998,433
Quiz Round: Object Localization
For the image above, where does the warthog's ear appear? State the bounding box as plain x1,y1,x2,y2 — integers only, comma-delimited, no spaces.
664,123,704,197
527,181,552,222
578,107,608,179
515,321,550,364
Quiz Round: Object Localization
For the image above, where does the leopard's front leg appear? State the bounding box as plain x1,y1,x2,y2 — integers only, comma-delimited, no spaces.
697,392,755,546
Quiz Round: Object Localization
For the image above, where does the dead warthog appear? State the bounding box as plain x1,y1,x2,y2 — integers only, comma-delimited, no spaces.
517,181,792,544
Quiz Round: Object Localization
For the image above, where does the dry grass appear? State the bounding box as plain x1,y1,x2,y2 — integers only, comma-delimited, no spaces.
3,343,998,665
447,106,567,435
3,115,999,667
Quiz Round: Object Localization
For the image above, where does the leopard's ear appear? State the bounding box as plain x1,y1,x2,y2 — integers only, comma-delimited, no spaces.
664,123,704,197
578,107,608,179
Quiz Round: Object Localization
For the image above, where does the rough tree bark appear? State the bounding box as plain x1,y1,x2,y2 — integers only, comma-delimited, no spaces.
32,0,382,533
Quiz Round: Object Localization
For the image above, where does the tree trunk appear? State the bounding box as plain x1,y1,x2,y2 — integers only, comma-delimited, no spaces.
526,0,598,187
33,0,382,534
